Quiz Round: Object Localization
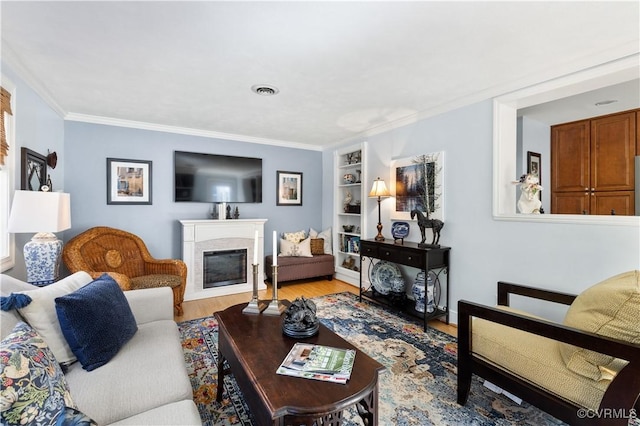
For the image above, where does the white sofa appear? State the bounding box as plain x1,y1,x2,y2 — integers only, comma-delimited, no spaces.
1,272,201,425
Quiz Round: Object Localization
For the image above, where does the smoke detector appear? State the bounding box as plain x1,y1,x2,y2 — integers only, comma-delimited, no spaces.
251,84,279,96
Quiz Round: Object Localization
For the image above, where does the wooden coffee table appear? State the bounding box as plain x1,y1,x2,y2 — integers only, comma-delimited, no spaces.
215,302,385,426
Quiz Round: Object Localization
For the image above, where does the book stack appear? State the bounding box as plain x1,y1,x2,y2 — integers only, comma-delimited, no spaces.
276,343,356,384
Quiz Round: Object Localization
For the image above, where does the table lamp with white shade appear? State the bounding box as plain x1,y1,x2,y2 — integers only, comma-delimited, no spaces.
8,190,71,286
369,177,390,241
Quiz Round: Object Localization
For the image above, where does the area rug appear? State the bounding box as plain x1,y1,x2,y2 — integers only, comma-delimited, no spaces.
178,292,566,425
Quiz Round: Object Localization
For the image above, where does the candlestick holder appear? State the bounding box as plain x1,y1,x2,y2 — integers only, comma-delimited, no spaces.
263,264,285,315
243,263,266,314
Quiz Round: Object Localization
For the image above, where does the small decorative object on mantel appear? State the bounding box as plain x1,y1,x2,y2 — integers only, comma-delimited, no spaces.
233,206,240,219
46,150,58,169
282,297,320,338
513,174,543,214
391,221,410,244
410,209,444,248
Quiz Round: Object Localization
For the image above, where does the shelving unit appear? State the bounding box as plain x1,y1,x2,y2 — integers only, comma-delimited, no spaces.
333,142,367,285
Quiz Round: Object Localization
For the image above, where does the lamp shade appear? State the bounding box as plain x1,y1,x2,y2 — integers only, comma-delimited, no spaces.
368,178,390,198
8,190,71,233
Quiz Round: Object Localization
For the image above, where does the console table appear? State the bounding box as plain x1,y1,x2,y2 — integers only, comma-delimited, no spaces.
359,239,450,331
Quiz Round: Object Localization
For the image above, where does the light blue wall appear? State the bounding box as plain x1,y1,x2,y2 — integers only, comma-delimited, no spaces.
63,122,324,260
323,101,640,323
2,62,66,279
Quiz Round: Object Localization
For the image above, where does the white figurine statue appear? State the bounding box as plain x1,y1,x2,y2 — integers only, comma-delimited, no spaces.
514,174,543,214
344,190,353,211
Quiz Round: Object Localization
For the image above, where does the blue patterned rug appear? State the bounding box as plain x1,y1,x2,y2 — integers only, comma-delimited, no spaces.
178,292,566,425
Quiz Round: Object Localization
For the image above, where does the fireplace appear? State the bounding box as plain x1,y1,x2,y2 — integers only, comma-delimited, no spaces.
181,219,267,301
203,249,247,288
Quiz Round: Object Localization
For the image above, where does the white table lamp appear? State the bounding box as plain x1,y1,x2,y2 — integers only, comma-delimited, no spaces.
369,177,390,241
8,190,71,285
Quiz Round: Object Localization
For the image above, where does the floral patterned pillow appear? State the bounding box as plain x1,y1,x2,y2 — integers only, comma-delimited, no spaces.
0,322,91,426
283,230,306,244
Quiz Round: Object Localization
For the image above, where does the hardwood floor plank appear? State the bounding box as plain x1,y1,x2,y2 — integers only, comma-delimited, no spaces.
175,278,457,336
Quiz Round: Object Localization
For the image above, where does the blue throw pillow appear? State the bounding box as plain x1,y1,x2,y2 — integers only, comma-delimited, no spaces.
55,274,137,371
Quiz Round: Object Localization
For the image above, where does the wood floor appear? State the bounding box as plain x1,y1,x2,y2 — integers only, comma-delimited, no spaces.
175,278,457,336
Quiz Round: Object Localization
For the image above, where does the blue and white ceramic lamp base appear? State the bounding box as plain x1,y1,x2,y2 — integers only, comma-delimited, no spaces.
23,232,63,286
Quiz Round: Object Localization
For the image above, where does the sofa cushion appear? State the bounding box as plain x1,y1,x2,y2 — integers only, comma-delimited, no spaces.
309,227,332,255
559,270,640,381
15,272,93,365
0,322,79,426
279,237,313,257
1,275,38,341
55,274,138,371
109,400,202,425
283,230,306,243
64,320,193,425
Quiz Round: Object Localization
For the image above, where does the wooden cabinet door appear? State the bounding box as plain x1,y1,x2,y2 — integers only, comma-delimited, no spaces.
551,191,590,215
590,111,635,191
551,120,590,193
591,191,635,216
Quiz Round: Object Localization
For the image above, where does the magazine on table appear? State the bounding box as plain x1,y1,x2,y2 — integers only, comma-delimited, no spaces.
276,342,356,384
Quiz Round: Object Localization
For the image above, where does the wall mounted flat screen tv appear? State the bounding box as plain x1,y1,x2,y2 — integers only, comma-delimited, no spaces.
174,151,262,203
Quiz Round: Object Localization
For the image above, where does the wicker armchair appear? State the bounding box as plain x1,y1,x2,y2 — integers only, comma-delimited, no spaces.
62,226,187,315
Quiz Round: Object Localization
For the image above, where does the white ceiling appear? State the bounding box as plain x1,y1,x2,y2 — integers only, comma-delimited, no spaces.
1,1,639,150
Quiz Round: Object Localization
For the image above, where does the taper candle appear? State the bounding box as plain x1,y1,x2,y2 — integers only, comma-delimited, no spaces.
253,230,259,264
273,230,278,266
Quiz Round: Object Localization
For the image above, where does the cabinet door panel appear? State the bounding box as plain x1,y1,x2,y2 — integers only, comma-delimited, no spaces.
551,120,590,192
591,191,635,216
551,192,589,215
590,111,635,191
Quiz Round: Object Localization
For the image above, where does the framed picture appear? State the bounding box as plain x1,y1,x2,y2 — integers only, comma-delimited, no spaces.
107,158,152,205
527,151,541,184
390,152,444,221
276,171,302,206
21,148,48,191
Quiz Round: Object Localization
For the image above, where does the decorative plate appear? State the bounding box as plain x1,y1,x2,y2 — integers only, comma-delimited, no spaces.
371,261,402,295
391,221,410,240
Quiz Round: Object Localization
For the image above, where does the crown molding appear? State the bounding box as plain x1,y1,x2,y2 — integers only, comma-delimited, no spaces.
64,113,324,151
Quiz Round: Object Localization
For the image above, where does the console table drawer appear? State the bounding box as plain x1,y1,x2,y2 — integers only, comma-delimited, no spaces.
360,241,379,257
394,250,424,268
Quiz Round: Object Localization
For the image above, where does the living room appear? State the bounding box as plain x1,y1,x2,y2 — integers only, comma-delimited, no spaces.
1,2,639,425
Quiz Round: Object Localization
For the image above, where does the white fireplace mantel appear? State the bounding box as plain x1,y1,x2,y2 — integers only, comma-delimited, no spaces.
180,219,268,301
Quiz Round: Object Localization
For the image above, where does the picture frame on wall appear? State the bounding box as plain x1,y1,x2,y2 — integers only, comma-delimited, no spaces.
21,147,47,191
107,158,152,205
527,151,541,184
390,151,444,221
276,170,302,206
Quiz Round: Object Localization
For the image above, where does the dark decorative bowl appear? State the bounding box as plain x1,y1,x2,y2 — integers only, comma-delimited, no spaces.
342,225,355,232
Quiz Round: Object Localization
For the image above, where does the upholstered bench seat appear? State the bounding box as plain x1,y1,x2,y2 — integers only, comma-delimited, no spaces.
265,254,335,284
472,306,609,411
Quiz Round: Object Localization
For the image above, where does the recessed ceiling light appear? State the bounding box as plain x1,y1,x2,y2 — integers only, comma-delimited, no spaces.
595,99,618,106
251,84,279,96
